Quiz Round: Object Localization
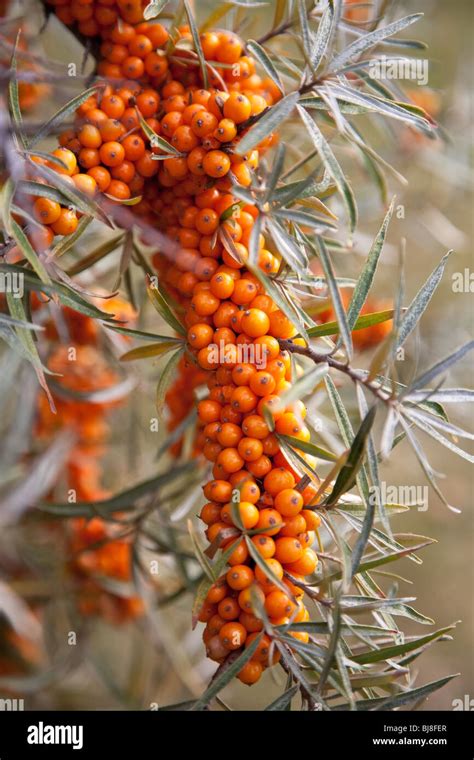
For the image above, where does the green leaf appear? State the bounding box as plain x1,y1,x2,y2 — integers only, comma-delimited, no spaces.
265,686,298,711
67,235,124,276
329,14,423,72
307,309,395,339
9,220,51,284
120,342,182,362
108,325,182,343
0,179,15,236
279,435,337,462
298,106,357,233
6,293,55,411
236,92,299,156
268,218,308,271
0,264,117,322
156,347,184,420
328,83,433,133
184,0,209,89
138,111,182,156
324,406,376,507
311,2,335,71
246,40,284,94
407,341,474,396
397,251,451,349
333,674,458,711
146,275,186,336
143,0,170,20
29,85,104,148
29,84,105,148
8,34,27,149
39,461,198,517
312,235,352,356
191,634,263,710
347,200,394,331
352,624,457,665
49,215,92,258
187,519,215,582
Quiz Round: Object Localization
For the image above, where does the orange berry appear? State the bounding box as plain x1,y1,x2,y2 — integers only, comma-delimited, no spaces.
274,488,304,517
302,509,321,531
251,534,275,559
50,208,78,236
237,437,263,462
254,558,284,591
203,150,231,178
264,468,296,497
217,596,240,621
188,323,214,349
219,621,247,650
285,547,318,576
198,399,222,424
50,147,77,175
265,590,296,618
241,415,270,440
33,197,61,225
238,660,262,684
72,173,97,196
256,508,283,536
231,386,258,413
274,536,304,565
223,92,252,124
99,141,125,167
226,565,254,591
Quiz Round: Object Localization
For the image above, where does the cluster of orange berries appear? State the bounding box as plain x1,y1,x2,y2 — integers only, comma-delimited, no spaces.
35,297,143,623
45,0,148,38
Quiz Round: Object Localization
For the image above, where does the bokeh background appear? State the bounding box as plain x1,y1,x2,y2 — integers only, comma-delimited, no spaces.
0,0,472,710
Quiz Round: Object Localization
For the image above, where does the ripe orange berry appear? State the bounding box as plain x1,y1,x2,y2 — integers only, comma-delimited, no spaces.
33,197,61,225
238,611,263,632
223,92,252,124
280,514,307,537
78,123,102,149
72,173,97,196
192,290,220,316
301,509,321,531
240,308,270,338
50,147,77,175
51,208,78,236
215,118,237,142
226,565,254,591
217,596,240,621
237,437,263,462
207,578,229,604
225,500,259,529
200,502,222,525
254,558,284,592
203,150,231,178
238,660,262,684
269,309,298,339
274,488,304,517
231,386,258,413
87,166,111,192
285,547,318,576
107,180,131,200
274,536,304,565
99,141,125,167
265,590,296,619
249,371,277,397
219,621,247,650
198,399,222,424
188,323,214,349
262,467,295,496
251,534,275,559
216,447,244,474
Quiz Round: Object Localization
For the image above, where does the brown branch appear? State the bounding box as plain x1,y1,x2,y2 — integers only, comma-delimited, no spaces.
278,338,394,405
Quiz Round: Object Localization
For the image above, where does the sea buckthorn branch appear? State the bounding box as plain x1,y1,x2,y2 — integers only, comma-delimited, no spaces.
0,0,471,711
278,337,394,406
